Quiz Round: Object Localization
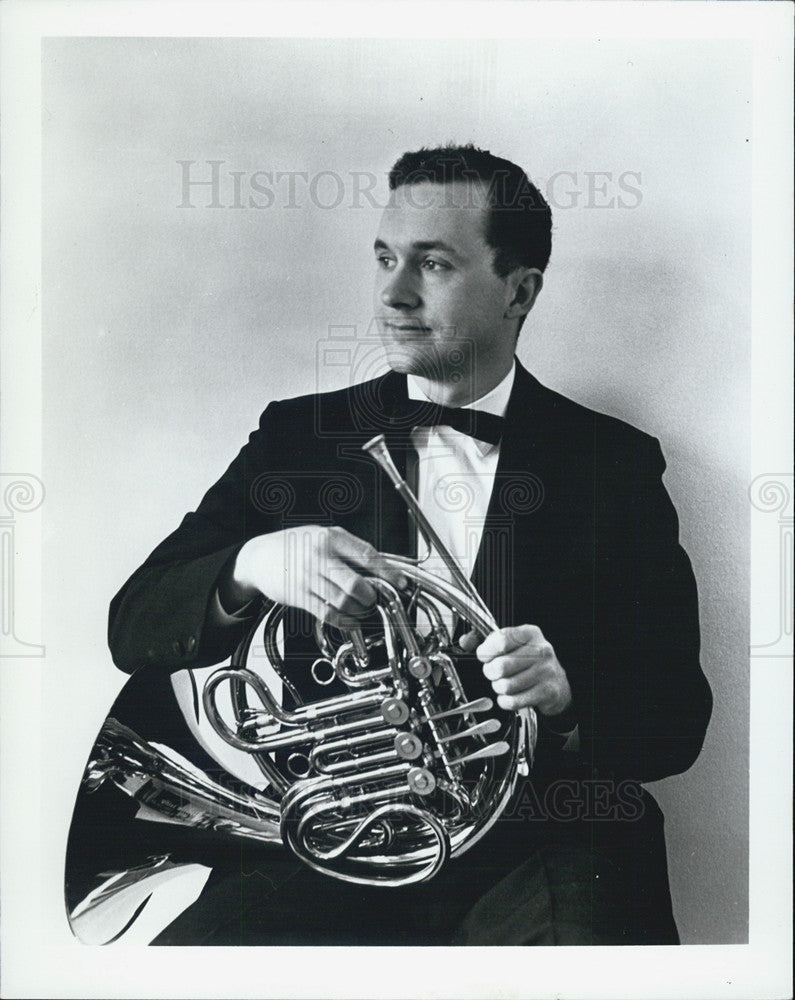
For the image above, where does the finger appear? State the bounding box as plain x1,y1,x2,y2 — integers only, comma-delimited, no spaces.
496,690,540,712
496,683,564,714
458,629,480,653
476,624,542,662
369,555,410,592
488,663,542,695
298,530,380,602
306,592,365,629
482,650,543,682
329,527,408,590
306,593,335,624
324,565,378,612
326,606,367,630
312,578,375,620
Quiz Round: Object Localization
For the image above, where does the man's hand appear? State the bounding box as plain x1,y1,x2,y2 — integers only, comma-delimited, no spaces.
462,624,572,717
223,525,408,627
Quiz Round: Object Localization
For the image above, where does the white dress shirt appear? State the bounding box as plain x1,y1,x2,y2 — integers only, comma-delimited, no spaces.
406,360,515,590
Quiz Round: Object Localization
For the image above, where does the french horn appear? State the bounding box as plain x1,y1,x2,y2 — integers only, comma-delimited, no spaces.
65,435,537,940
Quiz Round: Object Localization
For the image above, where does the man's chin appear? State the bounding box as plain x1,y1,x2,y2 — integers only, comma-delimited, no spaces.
384,355,422,376
382,345,448,381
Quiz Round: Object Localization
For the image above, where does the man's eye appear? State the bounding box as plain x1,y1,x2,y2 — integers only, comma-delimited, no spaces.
421,258,448,271
376,255,395,269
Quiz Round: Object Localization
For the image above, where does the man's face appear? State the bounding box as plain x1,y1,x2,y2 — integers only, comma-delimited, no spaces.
373,181,516,393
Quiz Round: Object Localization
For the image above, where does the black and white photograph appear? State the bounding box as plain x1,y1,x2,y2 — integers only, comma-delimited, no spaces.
0,2,791,998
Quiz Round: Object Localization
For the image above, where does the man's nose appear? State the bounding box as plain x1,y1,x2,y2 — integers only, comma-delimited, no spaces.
380,265,421,310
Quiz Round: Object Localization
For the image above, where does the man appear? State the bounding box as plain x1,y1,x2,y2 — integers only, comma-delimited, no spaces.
105,145,712,945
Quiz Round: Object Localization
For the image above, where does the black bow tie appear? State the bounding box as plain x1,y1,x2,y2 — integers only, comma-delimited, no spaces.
386,400,505,446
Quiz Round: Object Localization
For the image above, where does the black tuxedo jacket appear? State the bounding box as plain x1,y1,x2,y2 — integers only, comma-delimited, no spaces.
109,361,712,784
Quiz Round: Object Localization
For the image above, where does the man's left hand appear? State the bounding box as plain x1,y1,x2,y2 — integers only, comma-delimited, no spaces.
462,624,572,717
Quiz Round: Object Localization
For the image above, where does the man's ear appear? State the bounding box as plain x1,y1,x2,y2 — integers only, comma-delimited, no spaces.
505,269,544,319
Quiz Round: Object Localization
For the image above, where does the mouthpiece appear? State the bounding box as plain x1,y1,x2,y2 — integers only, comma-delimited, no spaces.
362,434,403,488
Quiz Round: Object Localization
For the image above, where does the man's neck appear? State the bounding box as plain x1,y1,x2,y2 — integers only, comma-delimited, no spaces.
411,357,515,407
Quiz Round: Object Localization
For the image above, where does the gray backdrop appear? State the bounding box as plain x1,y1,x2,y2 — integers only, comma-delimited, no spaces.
42,36,750,944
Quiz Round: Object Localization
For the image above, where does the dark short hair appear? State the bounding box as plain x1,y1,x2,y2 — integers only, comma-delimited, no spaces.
388,144,552,276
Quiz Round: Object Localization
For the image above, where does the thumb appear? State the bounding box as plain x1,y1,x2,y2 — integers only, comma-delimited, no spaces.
458,629,480,653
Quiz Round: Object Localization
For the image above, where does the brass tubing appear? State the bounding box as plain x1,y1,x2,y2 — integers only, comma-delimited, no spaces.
363,434,495,626
203,666,388,751
309,727,398,771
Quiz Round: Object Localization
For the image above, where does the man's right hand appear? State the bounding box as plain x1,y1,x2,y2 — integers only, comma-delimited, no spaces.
221,525,409,628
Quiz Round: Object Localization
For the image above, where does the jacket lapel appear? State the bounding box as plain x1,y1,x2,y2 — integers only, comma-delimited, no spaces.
332,369,414,557
471,361,549,626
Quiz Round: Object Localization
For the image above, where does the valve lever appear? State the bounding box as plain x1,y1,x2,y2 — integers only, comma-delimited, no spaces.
437,719,502,744
445,741,510,766
426,697,493,721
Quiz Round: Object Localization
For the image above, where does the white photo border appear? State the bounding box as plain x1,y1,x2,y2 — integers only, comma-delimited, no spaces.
1,2,791,998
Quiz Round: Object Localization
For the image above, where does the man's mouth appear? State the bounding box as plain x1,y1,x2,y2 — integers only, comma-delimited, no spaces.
383,321,431,333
